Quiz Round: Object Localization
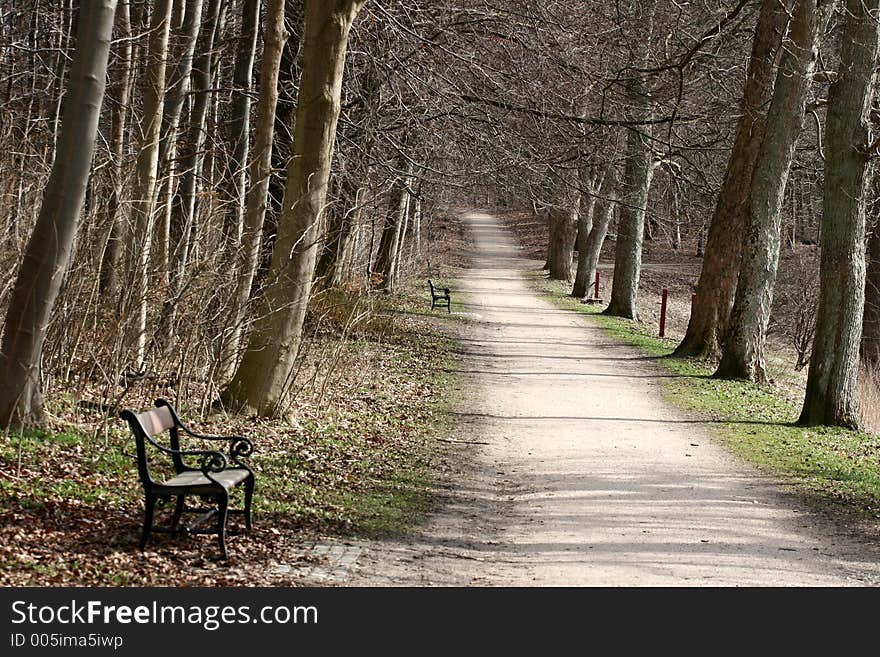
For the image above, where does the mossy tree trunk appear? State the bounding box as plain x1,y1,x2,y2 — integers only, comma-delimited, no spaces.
674,0,791,358
715,0,827,382
799,0,880,428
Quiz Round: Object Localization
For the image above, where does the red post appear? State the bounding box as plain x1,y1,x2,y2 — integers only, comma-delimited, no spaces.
594,271,600,299
659,287,668,337
691,293,697,316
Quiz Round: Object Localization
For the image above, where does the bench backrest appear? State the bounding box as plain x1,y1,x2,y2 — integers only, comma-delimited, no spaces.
120,404,183,487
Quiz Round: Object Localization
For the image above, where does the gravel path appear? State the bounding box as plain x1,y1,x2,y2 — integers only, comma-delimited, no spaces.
340,211,880,586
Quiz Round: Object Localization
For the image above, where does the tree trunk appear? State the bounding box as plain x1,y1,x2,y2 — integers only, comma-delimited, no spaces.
373,156,412,286
222,0,260,251
220,0,366,416
169,0,224,290
575,167,617,300
715,0,826,382
219,0,288,380
604,119,655,319
126,0,174,366
314,172,359,286
572,167,605,298
603,1,656,320
154,0,204,284
862,185,880,368
799,0,879,428
547,206,578,282
674,0,792,358
374,160,414,293
99,0,133,298
0,0,116,429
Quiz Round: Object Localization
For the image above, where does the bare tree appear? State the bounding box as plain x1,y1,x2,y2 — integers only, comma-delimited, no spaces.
220,0,368,416
715,0,828,382
126,0,174,366
0,0,117,429
221,0,290,379
800,0,880,428
674,0,792,358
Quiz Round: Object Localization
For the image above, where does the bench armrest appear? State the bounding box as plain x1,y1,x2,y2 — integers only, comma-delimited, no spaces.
179,425,254,464
142,431,229,474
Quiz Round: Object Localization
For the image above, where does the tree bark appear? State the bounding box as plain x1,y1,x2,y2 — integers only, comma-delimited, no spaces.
0,0,117,429
862,186,880,368
222,0,260,251
126,0,174,366
219,0,288,380
154,0,205,283
603,0,656,319
220,0,367,416
547,206,578,282
674,0,792,358
374,159,414,293
715,0,827,382
603,118,655,319
574,167,617,299
169,0,224,288
98,0,133,298
799,0,880,428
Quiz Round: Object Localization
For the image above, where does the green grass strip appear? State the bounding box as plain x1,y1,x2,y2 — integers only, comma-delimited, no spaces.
538,275,880,524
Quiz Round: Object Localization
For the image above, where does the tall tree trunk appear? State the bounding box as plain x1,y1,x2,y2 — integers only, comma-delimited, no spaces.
572,167,602,298
547,205,578,282
373,155,411,283
603,121,655,319
374,159,414,293
222,0,260,251
0,0,116,429
220,0,289,379
862,186,880,368
169,0,224,291
674,0,791,358
99,0,133,298
126,0,174,366
571,163,616,299
799,0,880,428
332,184,367,287
603,1,656,320
314,171,359,286
154,0,204,284
576,167,618,300
220,0,367,416
715,0,827,381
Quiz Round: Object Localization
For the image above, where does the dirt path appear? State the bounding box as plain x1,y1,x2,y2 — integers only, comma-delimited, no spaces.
340,211,880,586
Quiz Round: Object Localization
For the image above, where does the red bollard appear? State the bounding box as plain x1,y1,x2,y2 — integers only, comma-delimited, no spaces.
659,287,668,337
594,271,600,299
691,292,697,315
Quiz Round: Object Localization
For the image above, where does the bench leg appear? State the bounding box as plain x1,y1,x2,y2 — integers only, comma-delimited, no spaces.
243,477,254,531
217,494,230,560
170,494,186,530
140,494,157,550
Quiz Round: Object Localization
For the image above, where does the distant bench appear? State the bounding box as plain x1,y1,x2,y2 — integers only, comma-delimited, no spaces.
429,279,451,313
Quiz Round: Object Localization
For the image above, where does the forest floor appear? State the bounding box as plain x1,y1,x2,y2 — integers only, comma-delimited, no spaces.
0,211,471,586
335,209,880,585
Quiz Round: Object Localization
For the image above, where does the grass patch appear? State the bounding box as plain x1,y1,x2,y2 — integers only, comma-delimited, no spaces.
537,273,880,525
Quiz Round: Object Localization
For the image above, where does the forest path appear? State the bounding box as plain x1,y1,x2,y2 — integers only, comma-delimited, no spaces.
340,211,880,586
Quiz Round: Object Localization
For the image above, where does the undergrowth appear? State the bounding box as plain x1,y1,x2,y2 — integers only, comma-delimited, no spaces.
0,281,460,585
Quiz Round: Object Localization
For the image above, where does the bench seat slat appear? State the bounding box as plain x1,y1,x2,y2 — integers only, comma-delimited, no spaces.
160,468,251,490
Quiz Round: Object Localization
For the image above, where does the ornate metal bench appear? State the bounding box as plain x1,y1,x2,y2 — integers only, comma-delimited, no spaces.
120,399,255,559
428,279,451,313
